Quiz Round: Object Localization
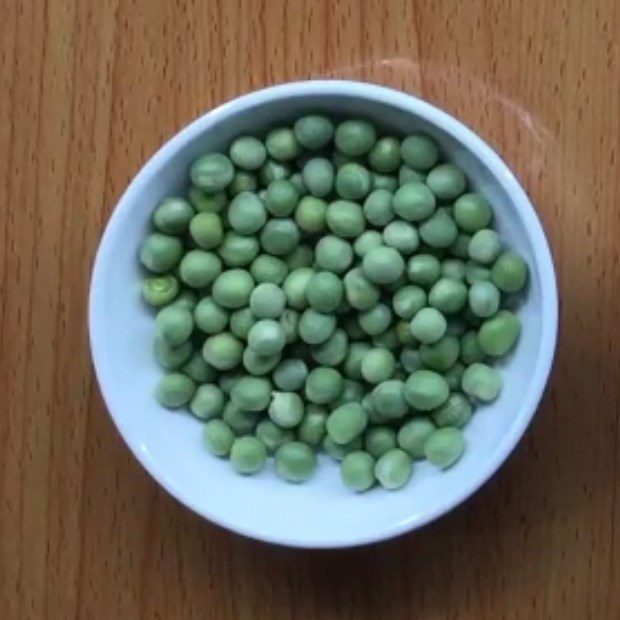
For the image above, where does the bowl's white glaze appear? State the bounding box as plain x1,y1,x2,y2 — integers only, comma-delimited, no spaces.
89,81,557,548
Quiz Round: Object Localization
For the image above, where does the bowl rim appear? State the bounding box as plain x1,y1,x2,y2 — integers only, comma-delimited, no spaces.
89,79,558,548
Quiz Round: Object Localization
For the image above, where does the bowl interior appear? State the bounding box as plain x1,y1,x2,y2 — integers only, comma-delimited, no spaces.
90,83,556,547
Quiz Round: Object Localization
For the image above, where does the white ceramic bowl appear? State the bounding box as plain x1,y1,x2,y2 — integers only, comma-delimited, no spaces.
89,80,557,548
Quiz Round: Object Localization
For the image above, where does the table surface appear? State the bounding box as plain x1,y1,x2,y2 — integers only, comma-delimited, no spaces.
2,0,619,618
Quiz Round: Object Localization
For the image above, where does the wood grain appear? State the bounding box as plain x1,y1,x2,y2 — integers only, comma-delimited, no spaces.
1,0,619,618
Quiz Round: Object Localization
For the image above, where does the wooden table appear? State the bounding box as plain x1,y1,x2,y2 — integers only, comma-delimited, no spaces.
2,1,619,618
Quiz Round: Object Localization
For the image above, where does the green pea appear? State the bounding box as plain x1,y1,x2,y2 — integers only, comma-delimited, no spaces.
255,420,295,452
155,373,195,408
202,333,243,370
242,347,281,376
372,326,400,349
315,235,353,273
305,367,343,404
397,417,435,458
294,196,327,233
289,172,307,196
460,330,486,364
312,328,348,366
432,393,472,428
250,255,288,285
203,420,235,457
229,307,256,339
339,451,375,492
441,258,466,281
374,448,413,490
273,359,308,391
468,229,501,264
395,320,415,346
419,209,458,248
426,163,467,200
179,250,222,288
260,218,301,255
294,115,334,150
353,231,383,258
302,158,335,198
371,380,408,420
279,308,300,343
364,427,398,459
282,267,313,309
188,187,227,213
407,254,441,288
266,127,300,161
399,165,425,185
443,362,465,391
465,260,491,285
249,283,286,319
450,234,472,259
392,182,436,222
400,347,422,373
334,379,365,407
222,401,260,435
229,136,267,170
400,133,439,170
358,303,392,336
182,351,216,383
156,306,193,346
286,245,314,270
362,246,405,285
142,275,179,307
392,285,426,320
212,269,254,308
468,280,500,318
298,309,337,344
140,233,183,273
383,220,420,254
360,348,396,384
228,170,258,196
268,391,304,428
477,310,520,357
153,197,194,235
259,159,291,185
190,384,225,420
194,297,228,334
372,173,398,192
419,335,460,371
334,119,376,156
168,290,198,312
230,436,268,474
341,268,379,311
154,338,193,370
368,137,401,173
219,371,243,395
306,271,343,313
188,212,223,250
343,342,372,379
454,193,492,232
297,407,328,446
275,441,317,482
227,192,266,235
410,307,447,344
190,153,234,193
491,251,528,293
363,189,394,227
404,370,450,410
265,179,300,217
461,362,502,402
327,402,368,445
247,319,286,356
428,277,468,314
424,427,465,469
322,435,363,460
218,232,260,267
335,163,371,201
326,200,365,238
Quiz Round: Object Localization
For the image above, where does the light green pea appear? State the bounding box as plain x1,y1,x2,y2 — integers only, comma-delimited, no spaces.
259,159,291,185
202,333,243,370
410,307,447,344
266,127,300,161
491,251,528,293
383,220,420,254
407,254,441,288
358,303,392,336
400,347,423,373
247,319,286,356
392,285,427,320
443,362,465,391
268,392,305,428
327,402,368,445
188,187,227,214
305,367,343,404
477,310,520,357
154,338,193,370
432,393,472,428
182,351,216,383
340,451,376,492
302,158,334,198
190,153,234,193
364,427,398,459
426,163,467,200
156,306,193,346
212,269,254,309
419,335,460,371
334,119,376,156
222,401,260,435
371,380,409,420
312,329,348,366
242,347,280,376
353,231,383,258
297,407,328,446
306,271,343,313
468,229,501,264
155,373,196,408
282,267,313,309
190,384,225,420
360,348,396,384
419,209,458,248
273,359,308,391
279,309,300,343
294,115,334,150
218,232,260,267
260,218,301,255
441,258,466,281
465,260,491,285
142,275,179,307
227,192,266,235
343,268,380,311
230,436,268,474
275,441,317,482
368,137,401,173
335,163,371,201
179,250,222,288
404,370,450,411
194,297,228,334
399,165,425,185
424,427,465,469
164,287,196,311
203,420,235,457
461,362,502,402
265,179,300,217
255,420,295,452
315,235,354,273
334,379,365,407
228,170,258,196
454,193,492,232
392,182,436,222
364,189,394,226
250,255,288,285
289,172,307,196
322,435,363,460
428,277,468,314
326,200,365,238
397,417,435,458
189,212,223,249
298,309,337,344
343,342,372,379
140,233,184,273
372,326,399,349
362,246,405,284
460,330,486,364
229,136,266,171
249,283,286,319
229,307,256,339
374,449,413,490
468,280,500,318
295,196,327,233
372,173,398,192
400,133,439,170
153,197,194,235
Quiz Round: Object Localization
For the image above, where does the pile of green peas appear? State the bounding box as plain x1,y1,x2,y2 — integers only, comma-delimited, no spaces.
139,114,528,492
